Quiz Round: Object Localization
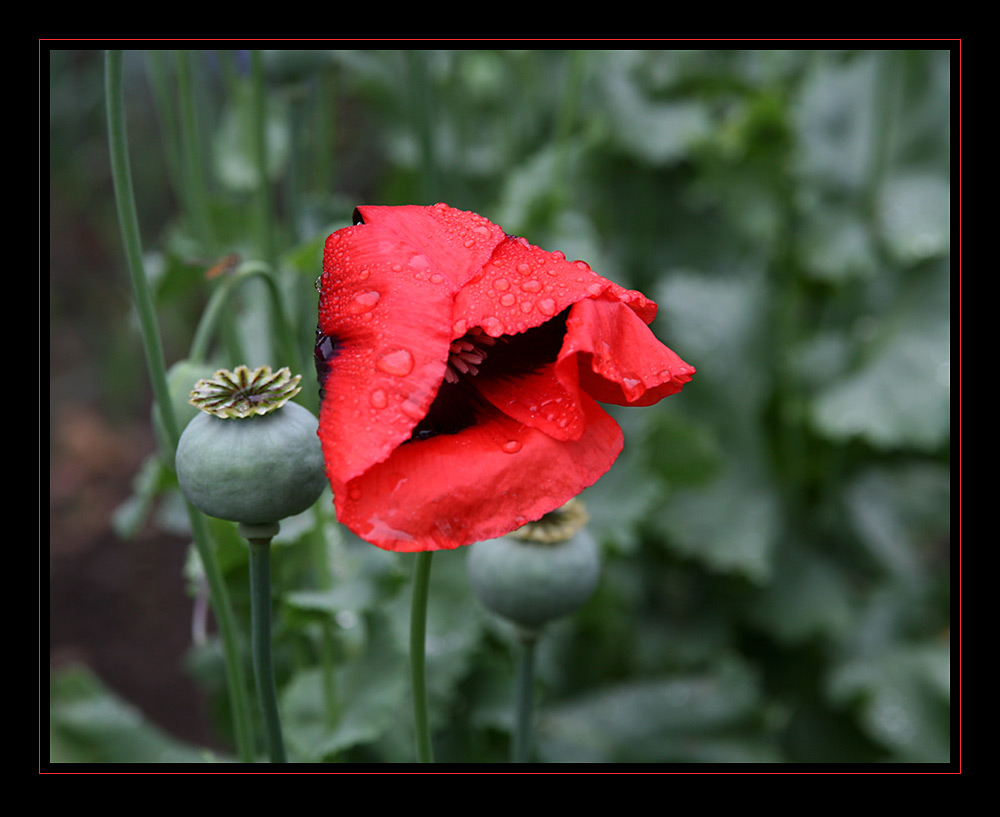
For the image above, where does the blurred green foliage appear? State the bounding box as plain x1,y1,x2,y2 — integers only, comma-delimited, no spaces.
49,48,952,764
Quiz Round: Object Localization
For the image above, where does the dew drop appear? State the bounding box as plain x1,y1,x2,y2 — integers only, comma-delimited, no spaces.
520,279,542,293
430,272,444,284
538,298,557,316
493,277,510,291
502,440,522,454
369,388,388,409
516,263,531,275
500,292,516,307
347,290,380,314
587,283,604,297
453,318,469,335
376,347,415,377
482,317,505,337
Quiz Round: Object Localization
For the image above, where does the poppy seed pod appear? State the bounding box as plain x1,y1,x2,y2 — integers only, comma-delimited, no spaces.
467,500,600,633
176,366,327,525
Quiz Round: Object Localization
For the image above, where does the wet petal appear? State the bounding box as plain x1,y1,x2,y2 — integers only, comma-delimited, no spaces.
335,393,623,552
453,235,651,339
560,296,696,406
354,203,506,290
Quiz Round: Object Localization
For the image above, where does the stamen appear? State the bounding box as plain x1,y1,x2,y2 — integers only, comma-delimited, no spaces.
444,328,496,384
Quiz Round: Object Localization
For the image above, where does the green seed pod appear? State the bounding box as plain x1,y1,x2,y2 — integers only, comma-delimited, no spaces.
175,366,327,525
467,500,599,633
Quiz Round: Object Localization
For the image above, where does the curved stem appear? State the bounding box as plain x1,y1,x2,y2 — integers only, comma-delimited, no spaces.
187,261,300,374
410,551,435,763
105,50,255,763
242,523,287,763
512,629,538,763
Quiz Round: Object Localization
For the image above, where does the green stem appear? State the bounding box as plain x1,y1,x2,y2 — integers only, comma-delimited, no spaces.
187,261,299,372
242,523,287,763
175,50,216,253
105,49,255,764
406,50,438,203
410,551,435,763
512,630,538,763
250,50,276,269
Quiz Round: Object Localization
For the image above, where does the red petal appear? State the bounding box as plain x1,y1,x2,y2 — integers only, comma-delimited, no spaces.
335,394,623,552
452,235,652,339
560,296,696,406
472,359,587,441
354,203,506,290
317,204,505,485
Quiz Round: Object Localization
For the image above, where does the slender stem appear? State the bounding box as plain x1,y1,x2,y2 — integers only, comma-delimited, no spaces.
410,551,435,763
175,50,216,253
105,50,255,763
243,524,287,763
250,50,276,269
187,261,298,372
512,629,539,763
406,50,438,203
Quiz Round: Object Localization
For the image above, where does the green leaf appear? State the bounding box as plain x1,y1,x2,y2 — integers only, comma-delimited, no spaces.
213,83,290,192
746,543,858,643
811,319,950,451
49,665,220,764
281,612,408,761
537,658,779,762
659,466,779,582
828,641,951,762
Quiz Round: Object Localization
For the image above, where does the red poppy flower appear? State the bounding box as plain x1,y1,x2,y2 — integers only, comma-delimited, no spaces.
316,203,694,552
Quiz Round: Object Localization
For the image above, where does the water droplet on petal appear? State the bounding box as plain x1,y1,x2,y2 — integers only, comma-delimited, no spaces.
482,317,505,337
502,440,522,454
369,388,388,409
376,348,415,377
520,279,542,293
493,277,510,291
500,293,516,307
516,263,531,275
538,298,557,316
347,290,380,314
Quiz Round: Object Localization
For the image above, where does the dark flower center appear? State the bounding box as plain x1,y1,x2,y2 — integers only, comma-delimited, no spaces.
409,311,568,442
315,327,339,398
